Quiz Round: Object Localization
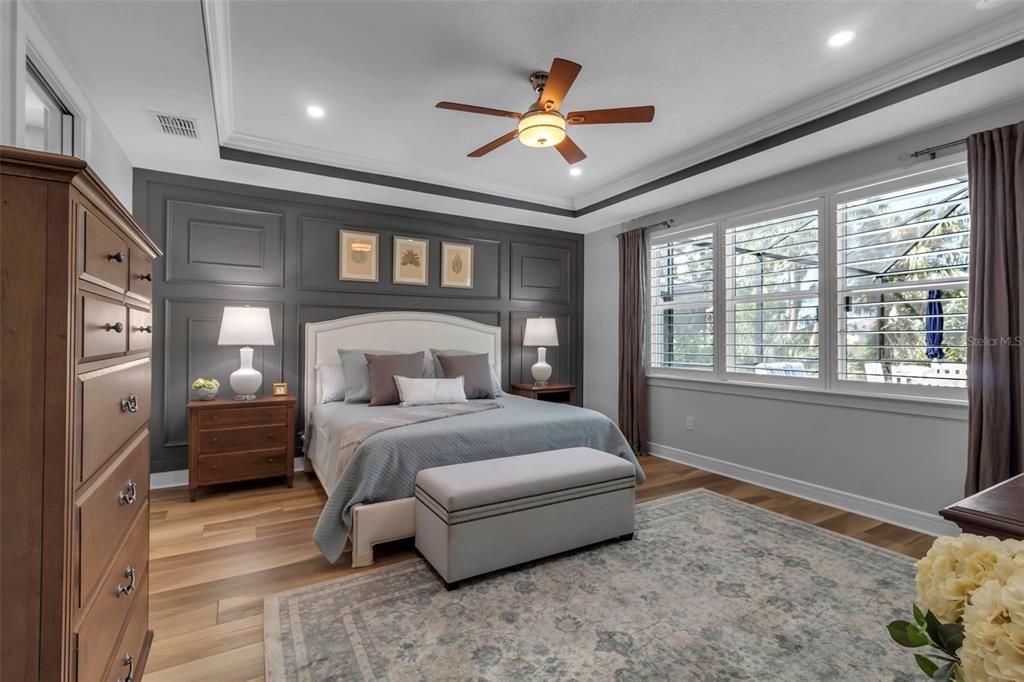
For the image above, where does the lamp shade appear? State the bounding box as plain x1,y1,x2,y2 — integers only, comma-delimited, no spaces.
523,317,558,347
217,306,275,346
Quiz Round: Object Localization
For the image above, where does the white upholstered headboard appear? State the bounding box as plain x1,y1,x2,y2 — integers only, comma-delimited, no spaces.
303,311,502,424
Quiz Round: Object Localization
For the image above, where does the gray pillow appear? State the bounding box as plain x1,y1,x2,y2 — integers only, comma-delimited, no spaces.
437,353,495,399
430,348,503,395
338,349,399,403
366,352,425,406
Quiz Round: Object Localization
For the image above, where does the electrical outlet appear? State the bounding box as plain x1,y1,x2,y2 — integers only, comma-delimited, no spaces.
686,416,694,431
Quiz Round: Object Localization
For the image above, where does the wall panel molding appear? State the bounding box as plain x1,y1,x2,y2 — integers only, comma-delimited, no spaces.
135,169,583,472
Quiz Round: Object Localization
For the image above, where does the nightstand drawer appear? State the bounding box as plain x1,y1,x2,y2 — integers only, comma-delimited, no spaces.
197,449,288,484
198,424,288,453
197,405,287,429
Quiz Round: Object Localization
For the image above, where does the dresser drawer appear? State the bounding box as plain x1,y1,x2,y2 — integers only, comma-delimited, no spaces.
197,449,288,484
128,247,153,301
76,506,148,682
82,294,127,361
79,433,149,597
197,405,288,429
81,360,151,483
128,308,152,354
81,207,127,292
198,424,288,454
100,577,149,682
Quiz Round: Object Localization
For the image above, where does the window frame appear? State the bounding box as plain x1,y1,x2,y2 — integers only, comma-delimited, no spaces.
645,156,969,406
24,57,75,155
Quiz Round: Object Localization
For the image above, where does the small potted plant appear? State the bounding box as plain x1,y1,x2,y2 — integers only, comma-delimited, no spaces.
192,378,220,401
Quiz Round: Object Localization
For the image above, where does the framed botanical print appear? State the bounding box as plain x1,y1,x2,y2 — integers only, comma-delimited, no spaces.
339,230,378,282
441,242,473,289
393,236,428,286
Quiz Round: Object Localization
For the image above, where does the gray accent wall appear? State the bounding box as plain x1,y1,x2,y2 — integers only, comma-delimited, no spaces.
134,169,584,473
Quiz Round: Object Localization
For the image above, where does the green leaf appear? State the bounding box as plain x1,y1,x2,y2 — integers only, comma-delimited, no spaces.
924,610,944,642
935,623,965,655
913,604,927,626
915,655,939,678
933,661,957,682
887,621,929,648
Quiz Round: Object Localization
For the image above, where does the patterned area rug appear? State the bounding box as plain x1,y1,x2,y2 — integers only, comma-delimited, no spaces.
265,490,919,681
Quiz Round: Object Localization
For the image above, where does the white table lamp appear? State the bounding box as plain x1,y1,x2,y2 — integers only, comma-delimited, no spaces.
523,317,559,386
217,306,275,400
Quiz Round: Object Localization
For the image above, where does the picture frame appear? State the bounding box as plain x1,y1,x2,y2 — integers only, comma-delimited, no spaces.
339,230,379,282
441,242,474,289
272,382,289,396
393,236,429,286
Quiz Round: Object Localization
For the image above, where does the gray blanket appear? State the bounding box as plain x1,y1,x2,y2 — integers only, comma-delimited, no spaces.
311,395,643,563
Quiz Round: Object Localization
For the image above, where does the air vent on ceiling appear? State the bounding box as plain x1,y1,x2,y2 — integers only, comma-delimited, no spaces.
153,112,199,139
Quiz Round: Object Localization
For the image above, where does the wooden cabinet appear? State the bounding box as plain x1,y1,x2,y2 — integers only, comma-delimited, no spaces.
187,395,297,501
508,383,578,404
1,146,161,682
940,474,1024,540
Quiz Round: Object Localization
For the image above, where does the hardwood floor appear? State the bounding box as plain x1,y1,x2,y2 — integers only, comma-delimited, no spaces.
146,456,933,681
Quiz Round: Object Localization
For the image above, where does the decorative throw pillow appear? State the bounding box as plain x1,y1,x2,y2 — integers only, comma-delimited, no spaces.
437,353,495,399
394,376,467,407
366,352,426,406
317,362,345,403
430,348,503,395
338,349,400,403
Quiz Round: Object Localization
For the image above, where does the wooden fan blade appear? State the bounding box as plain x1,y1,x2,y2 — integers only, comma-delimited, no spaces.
467,131,518,157
555,136,586,165
538,58,581,112
436,101,521,119
566,106,655,125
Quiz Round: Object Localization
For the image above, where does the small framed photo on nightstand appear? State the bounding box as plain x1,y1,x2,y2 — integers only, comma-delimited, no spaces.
272,382,289,396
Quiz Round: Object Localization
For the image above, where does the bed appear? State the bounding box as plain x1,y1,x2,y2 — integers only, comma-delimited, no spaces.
303,312,643,566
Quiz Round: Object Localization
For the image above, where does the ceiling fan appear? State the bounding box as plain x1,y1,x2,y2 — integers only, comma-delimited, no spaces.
435,57,655,165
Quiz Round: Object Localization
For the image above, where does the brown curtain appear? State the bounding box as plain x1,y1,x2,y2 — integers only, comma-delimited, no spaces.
965,122,1024,495
618,227,648,455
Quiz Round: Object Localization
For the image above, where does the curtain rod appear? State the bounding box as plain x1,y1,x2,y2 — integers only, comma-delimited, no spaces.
910,138,967,159
616,219,675,238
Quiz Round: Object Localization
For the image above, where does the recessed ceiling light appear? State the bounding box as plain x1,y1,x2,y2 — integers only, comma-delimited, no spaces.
306,105,325,119
569,166,582,177
827,30,856,48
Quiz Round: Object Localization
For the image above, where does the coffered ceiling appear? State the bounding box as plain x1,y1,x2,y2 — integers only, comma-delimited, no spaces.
29,0,1024,232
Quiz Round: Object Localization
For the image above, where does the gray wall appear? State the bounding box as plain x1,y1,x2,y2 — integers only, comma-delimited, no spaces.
134,170,583,473
584,100,1024,526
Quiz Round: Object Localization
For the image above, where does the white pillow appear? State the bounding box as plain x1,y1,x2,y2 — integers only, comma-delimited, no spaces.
317,362,346,403
394,376,467,407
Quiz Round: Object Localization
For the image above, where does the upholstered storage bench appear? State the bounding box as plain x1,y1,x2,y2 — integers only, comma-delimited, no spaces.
414,447,636,588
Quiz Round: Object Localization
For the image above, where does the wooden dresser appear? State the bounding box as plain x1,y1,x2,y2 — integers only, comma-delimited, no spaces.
187,395,297,501
1,147,161,682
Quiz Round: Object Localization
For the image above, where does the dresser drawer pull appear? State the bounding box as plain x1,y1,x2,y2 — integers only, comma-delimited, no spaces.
118,480,137,505
139,272,153,282
116,653,135,682
108,251,126,263
116,565,136,597
120,394,139,413
104,322,125,333
139,325,153,334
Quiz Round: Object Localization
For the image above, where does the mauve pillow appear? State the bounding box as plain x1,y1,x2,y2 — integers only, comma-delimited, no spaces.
437,353,495,399
366,352,425,406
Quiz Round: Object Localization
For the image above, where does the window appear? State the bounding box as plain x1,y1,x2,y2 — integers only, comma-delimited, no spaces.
836,169,970,391
649,227,714,371
726,204,820,379
646,161,970,400
24,59,73,154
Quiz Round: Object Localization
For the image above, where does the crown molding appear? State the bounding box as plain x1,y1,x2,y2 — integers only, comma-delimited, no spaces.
575,18,1024,209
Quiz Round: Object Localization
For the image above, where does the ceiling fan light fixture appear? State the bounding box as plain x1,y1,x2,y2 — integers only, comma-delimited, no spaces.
517,111,567,148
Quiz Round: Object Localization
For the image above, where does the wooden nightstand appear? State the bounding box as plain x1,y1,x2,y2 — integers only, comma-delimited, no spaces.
509,383,577,404
187,395,297,501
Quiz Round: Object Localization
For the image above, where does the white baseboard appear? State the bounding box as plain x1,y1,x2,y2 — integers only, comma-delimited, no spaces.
647,442,958,538
150,456,306,490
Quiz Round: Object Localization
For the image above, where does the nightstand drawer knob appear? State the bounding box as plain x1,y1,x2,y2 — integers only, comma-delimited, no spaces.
268,457,278,463
104,322,124,333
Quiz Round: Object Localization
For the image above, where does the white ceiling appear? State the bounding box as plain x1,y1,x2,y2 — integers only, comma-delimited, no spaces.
28,0,1024,233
